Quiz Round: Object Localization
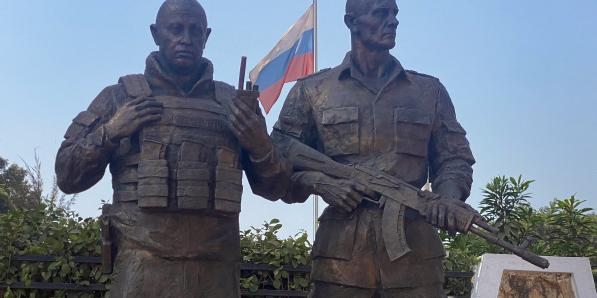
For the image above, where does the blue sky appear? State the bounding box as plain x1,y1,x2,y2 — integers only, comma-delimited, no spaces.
1,0,596,239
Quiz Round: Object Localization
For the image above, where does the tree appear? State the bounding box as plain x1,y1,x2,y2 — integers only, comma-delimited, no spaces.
0,184,8,213
0,156,40,211
542,196,596,257
479,175,534,246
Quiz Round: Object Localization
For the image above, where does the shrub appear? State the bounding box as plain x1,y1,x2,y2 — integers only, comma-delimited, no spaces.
240,219,311,293
0,201,108,298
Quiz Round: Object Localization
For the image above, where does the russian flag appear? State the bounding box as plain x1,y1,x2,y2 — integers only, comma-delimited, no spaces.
249,4,315,113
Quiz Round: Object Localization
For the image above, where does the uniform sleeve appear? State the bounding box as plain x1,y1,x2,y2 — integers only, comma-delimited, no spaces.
241,106,294,201
55,86,120,194
270,82,319,204
429,82,475,201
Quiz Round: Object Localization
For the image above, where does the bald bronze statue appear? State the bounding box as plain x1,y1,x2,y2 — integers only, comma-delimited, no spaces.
55,0,286,296
269,0,475,296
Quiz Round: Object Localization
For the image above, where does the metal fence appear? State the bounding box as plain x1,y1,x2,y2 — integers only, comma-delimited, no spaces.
0,255,474,297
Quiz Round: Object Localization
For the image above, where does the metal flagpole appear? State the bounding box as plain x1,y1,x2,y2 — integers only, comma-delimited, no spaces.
312,0,319,239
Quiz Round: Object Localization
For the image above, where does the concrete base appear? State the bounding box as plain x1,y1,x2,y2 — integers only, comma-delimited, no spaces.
471,254,596,298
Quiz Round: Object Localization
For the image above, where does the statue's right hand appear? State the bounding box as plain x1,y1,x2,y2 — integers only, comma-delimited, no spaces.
309,172,369,213
105,97,163,141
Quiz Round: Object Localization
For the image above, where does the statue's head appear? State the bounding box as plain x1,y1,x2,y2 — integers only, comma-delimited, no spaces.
150,0,211,75
344,0,399,51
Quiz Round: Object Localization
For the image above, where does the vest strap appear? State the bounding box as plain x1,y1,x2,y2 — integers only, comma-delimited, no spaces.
119,74,152,98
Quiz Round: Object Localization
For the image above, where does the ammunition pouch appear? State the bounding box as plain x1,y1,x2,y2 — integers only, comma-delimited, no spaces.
137,139,168,208
177,141,210,210
214,147,243,213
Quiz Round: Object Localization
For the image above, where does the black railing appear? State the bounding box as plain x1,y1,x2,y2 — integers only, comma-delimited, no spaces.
1,255,475,297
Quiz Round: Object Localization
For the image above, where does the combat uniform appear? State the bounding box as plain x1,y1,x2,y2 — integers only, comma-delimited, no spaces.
56,52,288,298
271,53,475,296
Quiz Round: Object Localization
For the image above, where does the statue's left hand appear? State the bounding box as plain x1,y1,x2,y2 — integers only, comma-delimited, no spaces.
426,194,480,235
228,93,272,160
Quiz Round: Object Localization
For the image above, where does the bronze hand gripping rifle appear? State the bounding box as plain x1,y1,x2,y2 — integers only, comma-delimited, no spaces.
282,138,550,269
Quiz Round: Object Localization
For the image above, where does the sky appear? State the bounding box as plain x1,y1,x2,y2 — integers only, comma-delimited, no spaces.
1,0,596,240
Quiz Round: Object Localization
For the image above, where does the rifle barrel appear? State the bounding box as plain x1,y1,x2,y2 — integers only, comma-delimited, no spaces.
469,226,549,269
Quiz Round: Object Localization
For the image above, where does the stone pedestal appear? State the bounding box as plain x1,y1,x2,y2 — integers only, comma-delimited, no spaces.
471,254,596,298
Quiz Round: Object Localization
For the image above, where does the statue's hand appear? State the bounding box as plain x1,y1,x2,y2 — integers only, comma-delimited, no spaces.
426,196,479,235
228,92,272,160
105,97,163,141
306,172,369,213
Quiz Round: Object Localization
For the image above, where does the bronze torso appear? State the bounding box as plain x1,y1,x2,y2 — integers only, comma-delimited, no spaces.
111,74,242,213
56,53,287,297
272,53,475,288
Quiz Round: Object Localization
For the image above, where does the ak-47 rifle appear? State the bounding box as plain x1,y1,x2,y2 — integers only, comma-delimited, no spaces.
283,138,550,269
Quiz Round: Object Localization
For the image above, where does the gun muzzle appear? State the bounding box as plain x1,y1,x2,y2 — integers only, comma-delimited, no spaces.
469,226,550,269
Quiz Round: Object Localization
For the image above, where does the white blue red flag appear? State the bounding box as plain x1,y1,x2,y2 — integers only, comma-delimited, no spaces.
250,4,315,113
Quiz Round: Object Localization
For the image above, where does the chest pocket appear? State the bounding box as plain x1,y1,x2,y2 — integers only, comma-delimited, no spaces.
394,107,432,157
320,107,360,157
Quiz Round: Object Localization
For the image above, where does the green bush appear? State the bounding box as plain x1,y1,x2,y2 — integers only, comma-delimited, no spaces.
240,219,311,293
0,202,108,298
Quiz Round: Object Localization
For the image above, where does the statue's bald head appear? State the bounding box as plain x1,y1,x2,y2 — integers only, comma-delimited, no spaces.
156,0,207,28
151,0,211,75
346,0,372,17
344,0,399,51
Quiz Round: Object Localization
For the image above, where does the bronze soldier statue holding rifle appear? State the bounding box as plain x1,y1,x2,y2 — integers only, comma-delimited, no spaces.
55,0,287,296
268,0,548,296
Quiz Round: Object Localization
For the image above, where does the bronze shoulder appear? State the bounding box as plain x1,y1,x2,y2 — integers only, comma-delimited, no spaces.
405,70,440,81
405,70,443,92
297,68,332,82
87,83,128,114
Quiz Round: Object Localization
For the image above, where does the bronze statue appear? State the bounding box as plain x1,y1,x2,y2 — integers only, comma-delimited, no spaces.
270,0,477,296
55,0,287,296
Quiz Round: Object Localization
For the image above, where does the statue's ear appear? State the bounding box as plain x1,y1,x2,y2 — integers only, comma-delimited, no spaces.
344,13,358,34
204,27,212,48
150,24,160,46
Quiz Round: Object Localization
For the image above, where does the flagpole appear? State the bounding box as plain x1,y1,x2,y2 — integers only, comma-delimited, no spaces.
314,0,318,72
312,0,319,239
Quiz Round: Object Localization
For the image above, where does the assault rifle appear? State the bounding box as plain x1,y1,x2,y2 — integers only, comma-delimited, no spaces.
283,138,550,269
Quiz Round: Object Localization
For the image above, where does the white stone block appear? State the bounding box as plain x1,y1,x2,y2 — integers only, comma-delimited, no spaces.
471,254,596,298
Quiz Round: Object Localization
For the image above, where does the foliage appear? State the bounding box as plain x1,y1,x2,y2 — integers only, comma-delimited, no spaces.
0,196,107,297
479,175,534,246
0,157,40,211
441,231,489,296
0,185,8,214
0,155,103,297
240,219,311,293
541,196,597,257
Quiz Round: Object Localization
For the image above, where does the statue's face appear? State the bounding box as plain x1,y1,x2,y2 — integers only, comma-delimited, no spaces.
151,8,211,74
350,0,399,51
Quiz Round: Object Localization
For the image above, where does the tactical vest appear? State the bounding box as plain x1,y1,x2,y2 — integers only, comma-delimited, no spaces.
110,75,243,213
